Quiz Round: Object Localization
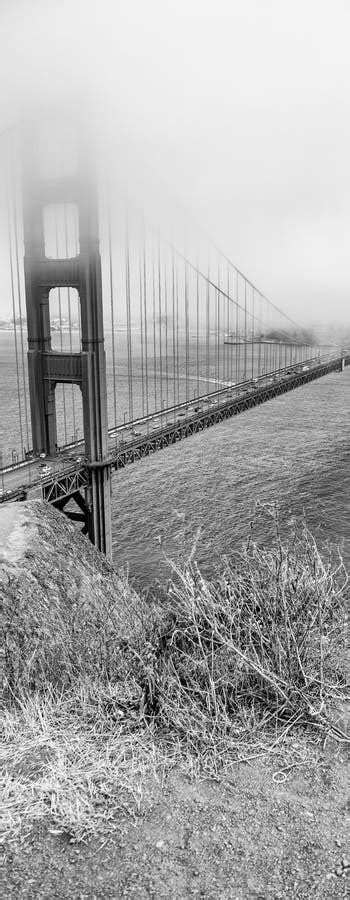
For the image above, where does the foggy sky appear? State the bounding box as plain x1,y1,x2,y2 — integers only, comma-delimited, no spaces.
0,0,349,327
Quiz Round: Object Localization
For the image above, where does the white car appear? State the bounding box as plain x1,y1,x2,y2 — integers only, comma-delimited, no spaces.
40,465,52,478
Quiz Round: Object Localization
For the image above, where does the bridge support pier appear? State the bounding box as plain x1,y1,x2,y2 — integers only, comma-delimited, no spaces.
22,126,112,558
53,490,91,536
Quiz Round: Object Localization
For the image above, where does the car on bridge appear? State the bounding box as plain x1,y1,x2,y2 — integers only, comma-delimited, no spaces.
40,465,52,478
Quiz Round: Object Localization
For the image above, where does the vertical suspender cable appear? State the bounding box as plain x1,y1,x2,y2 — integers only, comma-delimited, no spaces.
11,146,30,452
7,177,24,459
251,288,255,379
216,265,220,387
206,265,210,392
139,237,145,417
152,246,157,411
258,294,262,377
142,224,149,418
235,270,239,386
278,319,282,370
107,193,118,430
266,303,270,372
214,283,218,386
185,258,189,403
125,216,133,421
55,210,68,444
157,236,163,413
164,255,169,408
226,265,231,384
196,260,200,398
171,247,176,407
64,202,77,440
244,280,247,379
175,257,180,405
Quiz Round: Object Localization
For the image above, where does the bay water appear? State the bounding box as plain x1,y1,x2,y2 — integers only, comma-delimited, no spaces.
1,331,349,587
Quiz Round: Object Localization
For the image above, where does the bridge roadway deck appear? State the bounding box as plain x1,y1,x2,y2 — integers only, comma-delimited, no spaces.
1,351,348,506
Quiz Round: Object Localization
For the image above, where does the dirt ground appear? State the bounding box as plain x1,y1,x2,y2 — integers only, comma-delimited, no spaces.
4,743,348,899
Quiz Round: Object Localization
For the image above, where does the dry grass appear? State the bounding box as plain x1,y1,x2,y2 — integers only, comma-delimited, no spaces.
4,565,158,698
2,508,349,842
156,511,348,753
1,686,173,845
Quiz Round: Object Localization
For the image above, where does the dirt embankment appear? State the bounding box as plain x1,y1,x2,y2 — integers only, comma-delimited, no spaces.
1,501,349,898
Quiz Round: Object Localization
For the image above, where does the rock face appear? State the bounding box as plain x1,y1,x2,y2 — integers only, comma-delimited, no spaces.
1,498,116,578
1,500,150,696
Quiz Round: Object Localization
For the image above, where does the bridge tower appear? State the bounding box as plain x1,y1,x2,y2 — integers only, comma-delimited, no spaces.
21,126,112,557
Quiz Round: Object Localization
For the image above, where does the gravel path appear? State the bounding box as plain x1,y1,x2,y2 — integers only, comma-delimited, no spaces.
4,748,348,899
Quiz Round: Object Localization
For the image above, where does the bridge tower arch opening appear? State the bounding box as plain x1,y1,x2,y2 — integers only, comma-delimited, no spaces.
21,122,112,557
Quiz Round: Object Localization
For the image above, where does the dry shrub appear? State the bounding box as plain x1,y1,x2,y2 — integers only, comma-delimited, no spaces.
155,516,348,749
4,511,348,745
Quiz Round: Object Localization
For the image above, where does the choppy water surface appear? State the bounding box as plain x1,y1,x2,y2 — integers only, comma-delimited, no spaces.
1,332,349,585
111,369,350,585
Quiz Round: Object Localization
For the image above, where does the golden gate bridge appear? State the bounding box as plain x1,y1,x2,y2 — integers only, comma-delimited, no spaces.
0,119,349,556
